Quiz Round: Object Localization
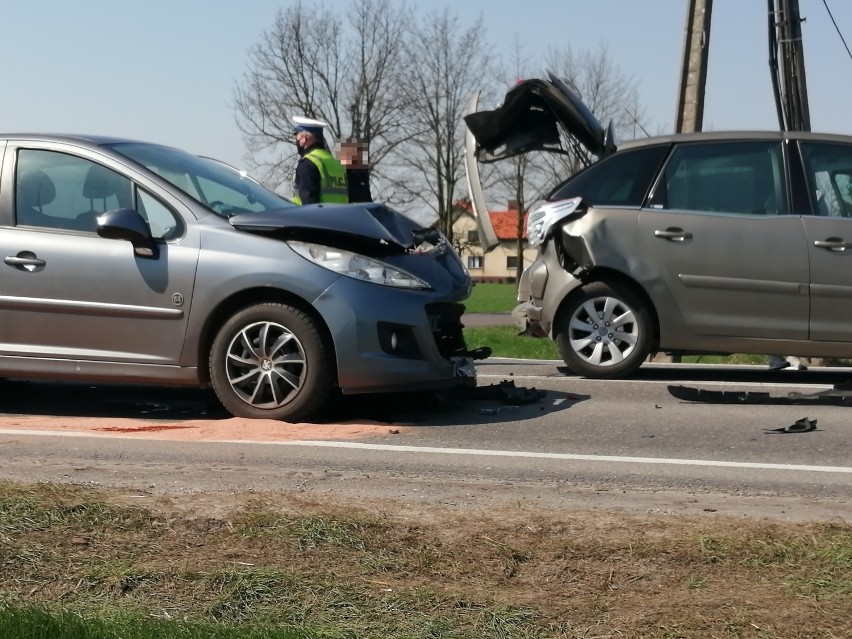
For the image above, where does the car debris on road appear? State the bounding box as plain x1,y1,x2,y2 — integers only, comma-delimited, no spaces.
667,383,852,407
765,417,818,434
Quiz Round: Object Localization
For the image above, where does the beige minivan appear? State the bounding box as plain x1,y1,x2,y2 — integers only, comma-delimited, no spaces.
465,73,852,378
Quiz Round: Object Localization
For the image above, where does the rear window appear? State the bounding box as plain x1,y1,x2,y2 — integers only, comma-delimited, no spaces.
799,142,852,217
548,145,669,206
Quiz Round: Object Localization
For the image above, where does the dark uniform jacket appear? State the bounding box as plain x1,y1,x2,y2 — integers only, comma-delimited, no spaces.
346,167,373,203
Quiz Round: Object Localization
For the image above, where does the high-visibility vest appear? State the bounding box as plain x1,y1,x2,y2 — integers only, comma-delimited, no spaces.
293,148,349,204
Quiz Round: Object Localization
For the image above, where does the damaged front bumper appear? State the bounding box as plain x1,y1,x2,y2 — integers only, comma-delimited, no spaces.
451,355,477,379
512,301,548,337
515,242,585,339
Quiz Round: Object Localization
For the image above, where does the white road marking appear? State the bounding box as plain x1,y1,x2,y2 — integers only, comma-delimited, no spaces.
477,372,836,390
274,441,852,474
3,429,850,474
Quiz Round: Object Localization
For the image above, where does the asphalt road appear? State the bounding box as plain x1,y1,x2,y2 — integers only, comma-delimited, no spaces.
0,359,850,522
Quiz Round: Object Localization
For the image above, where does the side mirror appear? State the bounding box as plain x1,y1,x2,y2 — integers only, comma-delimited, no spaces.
97,208,159,258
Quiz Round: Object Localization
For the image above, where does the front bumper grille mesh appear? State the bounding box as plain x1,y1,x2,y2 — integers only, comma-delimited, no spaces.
426,302,467,359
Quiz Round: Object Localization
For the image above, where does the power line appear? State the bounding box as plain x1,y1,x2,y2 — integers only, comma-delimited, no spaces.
821,0,852,62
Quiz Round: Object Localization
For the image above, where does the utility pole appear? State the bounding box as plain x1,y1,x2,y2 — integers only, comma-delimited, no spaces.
675,0,713,132
768,0,811,131
661,0,713,364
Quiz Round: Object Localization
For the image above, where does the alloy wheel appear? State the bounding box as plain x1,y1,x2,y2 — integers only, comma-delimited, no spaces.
224,320,307,409
567,295,640,367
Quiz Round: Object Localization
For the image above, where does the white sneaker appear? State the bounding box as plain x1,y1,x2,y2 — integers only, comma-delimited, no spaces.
785,356,807,371
768,356,807,371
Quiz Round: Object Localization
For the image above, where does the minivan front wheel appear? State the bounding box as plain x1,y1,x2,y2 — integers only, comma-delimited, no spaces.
554,282,652,379
209,303,333,421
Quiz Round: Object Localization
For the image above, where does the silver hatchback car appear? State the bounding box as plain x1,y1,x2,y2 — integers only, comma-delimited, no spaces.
466,74,852,378
0,135,475,420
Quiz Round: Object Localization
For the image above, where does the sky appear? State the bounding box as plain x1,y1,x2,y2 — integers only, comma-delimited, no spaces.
2,1,851,170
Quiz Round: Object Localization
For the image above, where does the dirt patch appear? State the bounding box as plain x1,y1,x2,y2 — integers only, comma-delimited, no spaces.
0,414,404,441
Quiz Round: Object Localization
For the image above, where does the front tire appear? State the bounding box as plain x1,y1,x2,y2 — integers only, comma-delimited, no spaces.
209,303,333,421
554,282,652,379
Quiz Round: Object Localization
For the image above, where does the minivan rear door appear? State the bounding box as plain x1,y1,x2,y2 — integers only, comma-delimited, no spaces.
798,140,852,341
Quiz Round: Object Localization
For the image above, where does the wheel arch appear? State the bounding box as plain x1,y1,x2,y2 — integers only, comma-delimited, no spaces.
553,268,661,352
195,287,338,387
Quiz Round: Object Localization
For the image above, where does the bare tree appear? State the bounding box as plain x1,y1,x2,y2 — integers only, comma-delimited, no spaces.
495,39,541,282
391,8,492,235
346,0,411,154
470,39,545,281
538,43,649,181
233,0,411,193
232,2,342,185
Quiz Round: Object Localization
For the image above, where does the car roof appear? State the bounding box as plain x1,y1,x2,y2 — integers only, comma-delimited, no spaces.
0,133,150,147
617,129,852,150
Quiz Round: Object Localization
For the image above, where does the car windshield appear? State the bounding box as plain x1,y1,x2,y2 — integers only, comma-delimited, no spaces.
548,145,670,207
106,142,294,217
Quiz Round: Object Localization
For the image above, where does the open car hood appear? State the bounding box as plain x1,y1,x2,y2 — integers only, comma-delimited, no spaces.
230,203,441,258
464,72,616,163
463,73,616,253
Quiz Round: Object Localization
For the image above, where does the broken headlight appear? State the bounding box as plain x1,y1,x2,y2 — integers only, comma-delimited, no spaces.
525,197,583,249
288,240,431,289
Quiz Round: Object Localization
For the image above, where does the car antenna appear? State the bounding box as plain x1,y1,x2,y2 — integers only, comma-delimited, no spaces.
624,106,651,138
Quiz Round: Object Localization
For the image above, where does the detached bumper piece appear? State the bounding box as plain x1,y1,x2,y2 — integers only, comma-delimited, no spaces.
467,380,547,406
668,383,852,407
463,380,546,405
430,379,547,411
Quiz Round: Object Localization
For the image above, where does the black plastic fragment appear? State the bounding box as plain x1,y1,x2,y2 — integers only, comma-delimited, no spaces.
460,380,546,405
764,417,818,434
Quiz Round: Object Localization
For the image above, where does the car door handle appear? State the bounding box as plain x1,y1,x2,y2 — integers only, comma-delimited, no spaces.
813,237,852,252
5,255,46,267
654,228,693,241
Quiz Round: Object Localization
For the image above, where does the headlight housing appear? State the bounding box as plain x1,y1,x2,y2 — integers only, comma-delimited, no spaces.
526,197,583,248
288,240,431,289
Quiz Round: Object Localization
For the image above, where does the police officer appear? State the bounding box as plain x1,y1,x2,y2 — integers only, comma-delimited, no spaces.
291,116,349,205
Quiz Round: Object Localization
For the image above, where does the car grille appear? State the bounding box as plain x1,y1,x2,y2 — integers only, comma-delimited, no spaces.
426,302,467,358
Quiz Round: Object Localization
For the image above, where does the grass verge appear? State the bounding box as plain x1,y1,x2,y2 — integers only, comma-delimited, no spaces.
464,325,779,364
464,282,519,313
465,326,560,360
1,481,850,638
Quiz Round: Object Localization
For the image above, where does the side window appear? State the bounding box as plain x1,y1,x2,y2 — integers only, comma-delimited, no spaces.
137,188,182,240
799,142,852,217
16,149,132,232
648,141,784,216
549,145,669,206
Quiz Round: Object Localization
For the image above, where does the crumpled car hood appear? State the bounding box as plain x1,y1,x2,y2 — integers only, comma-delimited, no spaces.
229,202,434,258
230,202,472,299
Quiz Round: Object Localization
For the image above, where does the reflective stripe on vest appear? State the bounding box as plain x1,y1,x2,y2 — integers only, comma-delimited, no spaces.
295,148,349,204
